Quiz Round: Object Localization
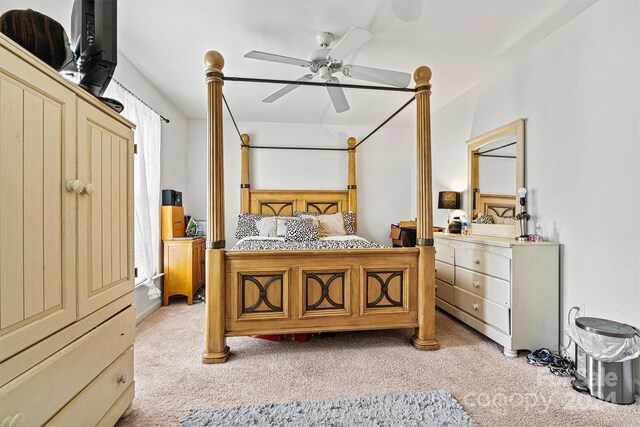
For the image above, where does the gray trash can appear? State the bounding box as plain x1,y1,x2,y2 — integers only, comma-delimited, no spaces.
571,317,638,405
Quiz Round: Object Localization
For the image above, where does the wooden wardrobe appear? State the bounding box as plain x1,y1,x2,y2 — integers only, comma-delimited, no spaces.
0,33,135,426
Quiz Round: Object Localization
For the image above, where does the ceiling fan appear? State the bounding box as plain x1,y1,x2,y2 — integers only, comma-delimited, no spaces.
244,26,412,113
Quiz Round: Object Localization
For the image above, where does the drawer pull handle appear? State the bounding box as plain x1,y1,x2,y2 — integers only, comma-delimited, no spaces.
473,257,480,264
435,285,438,290
473,281,480,288
117,373,129,384
472,303,479,311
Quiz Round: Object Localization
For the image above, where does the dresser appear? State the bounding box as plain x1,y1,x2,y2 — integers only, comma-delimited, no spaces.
163,237,206,305
0,33,135,425
434,232,559,357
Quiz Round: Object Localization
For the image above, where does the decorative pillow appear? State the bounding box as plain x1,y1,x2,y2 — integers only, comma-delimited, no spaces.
284,218,319,242
342,211,356,235
300,212,346,237
293,211,356,235
235,213,266,239
275,216,297,237
255,216,277,237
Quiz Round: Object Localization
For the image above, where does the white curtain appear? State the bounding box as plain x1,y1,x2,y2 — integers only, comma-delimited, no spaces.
104,80,162,299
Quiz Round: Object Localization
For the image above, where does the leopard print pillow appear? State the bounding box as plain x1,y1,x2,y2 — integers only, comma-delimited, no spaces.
235,213,266,239
284,218,319,242
342,211,356,235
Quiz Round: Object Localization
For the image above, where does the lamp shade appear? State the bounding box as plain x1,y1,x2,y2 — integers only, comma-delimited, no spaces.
438,191,461,209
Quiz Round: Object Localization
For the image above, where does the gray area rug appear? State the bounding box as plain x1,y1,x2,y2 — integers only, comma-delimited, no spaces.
180,390,475,426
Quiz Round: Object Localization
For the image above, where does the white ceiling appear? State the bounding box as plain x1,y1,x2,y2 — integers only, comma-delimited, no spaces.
2,0,598,127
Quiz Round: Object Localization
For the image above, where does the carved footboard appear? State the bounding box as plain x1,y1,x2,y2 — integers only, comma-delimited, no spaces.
202,246,437,363
226,248,420,335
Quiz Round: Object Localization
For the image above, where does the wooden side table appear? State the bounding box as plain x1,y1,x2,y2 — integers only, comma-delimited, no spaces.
163,236,206,305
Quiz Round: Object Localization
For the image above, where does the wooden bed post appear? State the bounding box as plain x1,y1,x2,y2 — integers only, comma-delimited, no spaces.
347,137,357,226
240,133,251,213
411,66,439,351
203,50,230,364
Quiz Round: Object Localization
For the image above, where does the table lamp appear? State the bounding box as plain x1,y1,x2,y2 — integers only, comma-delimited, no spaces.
438,191,461,233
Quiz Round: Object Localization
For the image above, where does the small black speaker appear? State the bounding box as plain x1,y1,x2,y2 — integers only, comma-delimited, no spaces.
162,189,182,206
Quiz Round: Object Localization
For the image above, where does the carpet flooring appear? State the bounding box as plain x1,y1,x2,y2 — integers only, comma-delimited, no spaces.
116,302,639,426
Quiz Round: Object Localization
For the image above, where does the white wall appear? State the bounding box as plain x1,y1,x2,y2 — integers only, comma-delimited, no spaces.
186,120,415,246
431,0,640,382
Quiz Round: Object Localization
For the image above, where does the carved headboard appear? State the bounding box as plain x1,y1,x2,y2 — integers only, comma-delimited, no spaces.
474,193,516,219
248,190,349,217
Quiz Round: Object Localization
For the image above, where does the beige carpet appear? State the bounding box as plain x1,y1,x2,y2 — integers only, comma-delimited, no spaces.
116,302,639,426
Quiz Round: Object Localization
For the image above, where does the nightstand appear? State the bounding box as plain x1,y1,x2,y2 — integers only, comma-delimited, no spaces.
163,236,206,305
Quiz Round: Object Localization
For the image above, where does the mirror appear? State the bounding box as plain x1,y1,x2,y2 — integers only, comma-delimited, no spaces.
466,119,524,238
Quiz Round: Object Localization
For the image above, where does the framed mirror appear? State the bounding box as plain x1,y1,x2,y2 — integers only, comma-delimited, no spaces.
466,119,524,238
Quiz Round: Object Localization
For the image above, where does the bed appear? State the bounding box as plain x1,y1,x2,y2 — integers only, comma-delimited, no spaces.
201,51,438,363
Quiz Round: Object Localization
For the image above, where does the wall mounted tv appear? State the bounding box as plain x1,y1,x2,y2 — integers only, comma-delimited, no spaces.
66,0,118,99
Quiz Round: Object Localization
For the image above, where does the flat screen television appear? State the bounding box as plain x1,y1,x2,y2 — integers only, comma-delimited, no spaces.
66,0,118,99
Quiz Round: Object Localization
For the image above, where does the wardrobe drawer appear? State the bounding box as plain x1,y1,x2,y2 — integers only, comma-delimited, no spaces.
454,288,510,334
456,267,510,308
435,242,454,264
435,261,454,285
435,279,454,306
456,248,510,281
46,347,134,427
0,307,134,427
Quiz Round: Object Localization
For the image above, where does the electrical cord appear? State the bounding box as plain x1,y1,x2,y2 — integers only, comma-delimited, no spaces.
527,348,575,377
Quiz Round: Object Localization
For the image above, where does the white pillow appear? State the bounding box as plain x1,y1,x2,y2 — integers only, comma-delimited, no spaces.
255,217,277,237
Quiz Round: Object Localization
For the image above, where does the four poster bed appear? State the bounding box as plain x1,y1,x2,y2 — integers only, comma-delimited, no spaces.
202,51,438,363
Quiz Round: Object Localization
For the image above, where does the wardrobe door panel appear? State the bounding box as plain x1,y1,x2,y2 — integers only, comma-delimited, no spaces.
77,100,134,318
0,50,76,361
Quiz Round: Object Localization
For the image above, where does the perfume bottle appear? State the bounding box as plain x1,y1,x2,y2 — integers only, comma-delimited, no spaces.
534,222,543,242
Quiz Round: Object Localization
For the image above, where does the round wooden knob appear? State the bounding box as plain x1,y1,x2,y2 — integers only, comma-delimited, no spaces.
66,179,85,194
84,183,94,196
473,258,480,264
117,372,128,384
473,281,480,288
472,303,479,311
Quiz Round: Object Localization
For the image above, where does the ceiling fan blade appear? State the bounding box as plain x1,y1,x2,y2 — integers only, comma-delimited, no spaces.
326,77,350,113
244,50,310,67
342,64,412,88
327,26,373,62
262,74,314,103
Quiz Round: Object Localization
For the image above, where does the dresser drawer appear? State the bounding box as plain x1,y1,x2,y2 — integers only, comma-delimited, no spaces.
47,347,134,426
456,248,510,281
454,288,510,334
456,267,510,308
0,307,134,427
435,279,454,306
435,242,454,264
435,261,454,285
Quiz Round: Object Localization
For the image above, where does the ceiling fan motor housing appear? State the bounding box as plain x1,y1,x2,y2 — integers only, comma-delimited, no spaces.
316,31,333,48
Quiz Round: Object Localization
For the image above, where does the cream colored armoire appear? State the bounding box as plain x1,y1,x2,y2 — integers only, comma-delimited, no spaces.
0,33,135,426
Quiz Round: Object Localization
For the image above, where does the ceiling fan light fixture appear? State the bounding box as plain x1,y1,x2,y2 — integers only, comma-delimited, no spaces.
319,66,332,80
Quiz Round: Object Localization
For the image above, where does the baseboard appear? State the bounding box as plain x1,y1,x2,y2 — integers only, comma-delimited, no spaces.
136,298,161,324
